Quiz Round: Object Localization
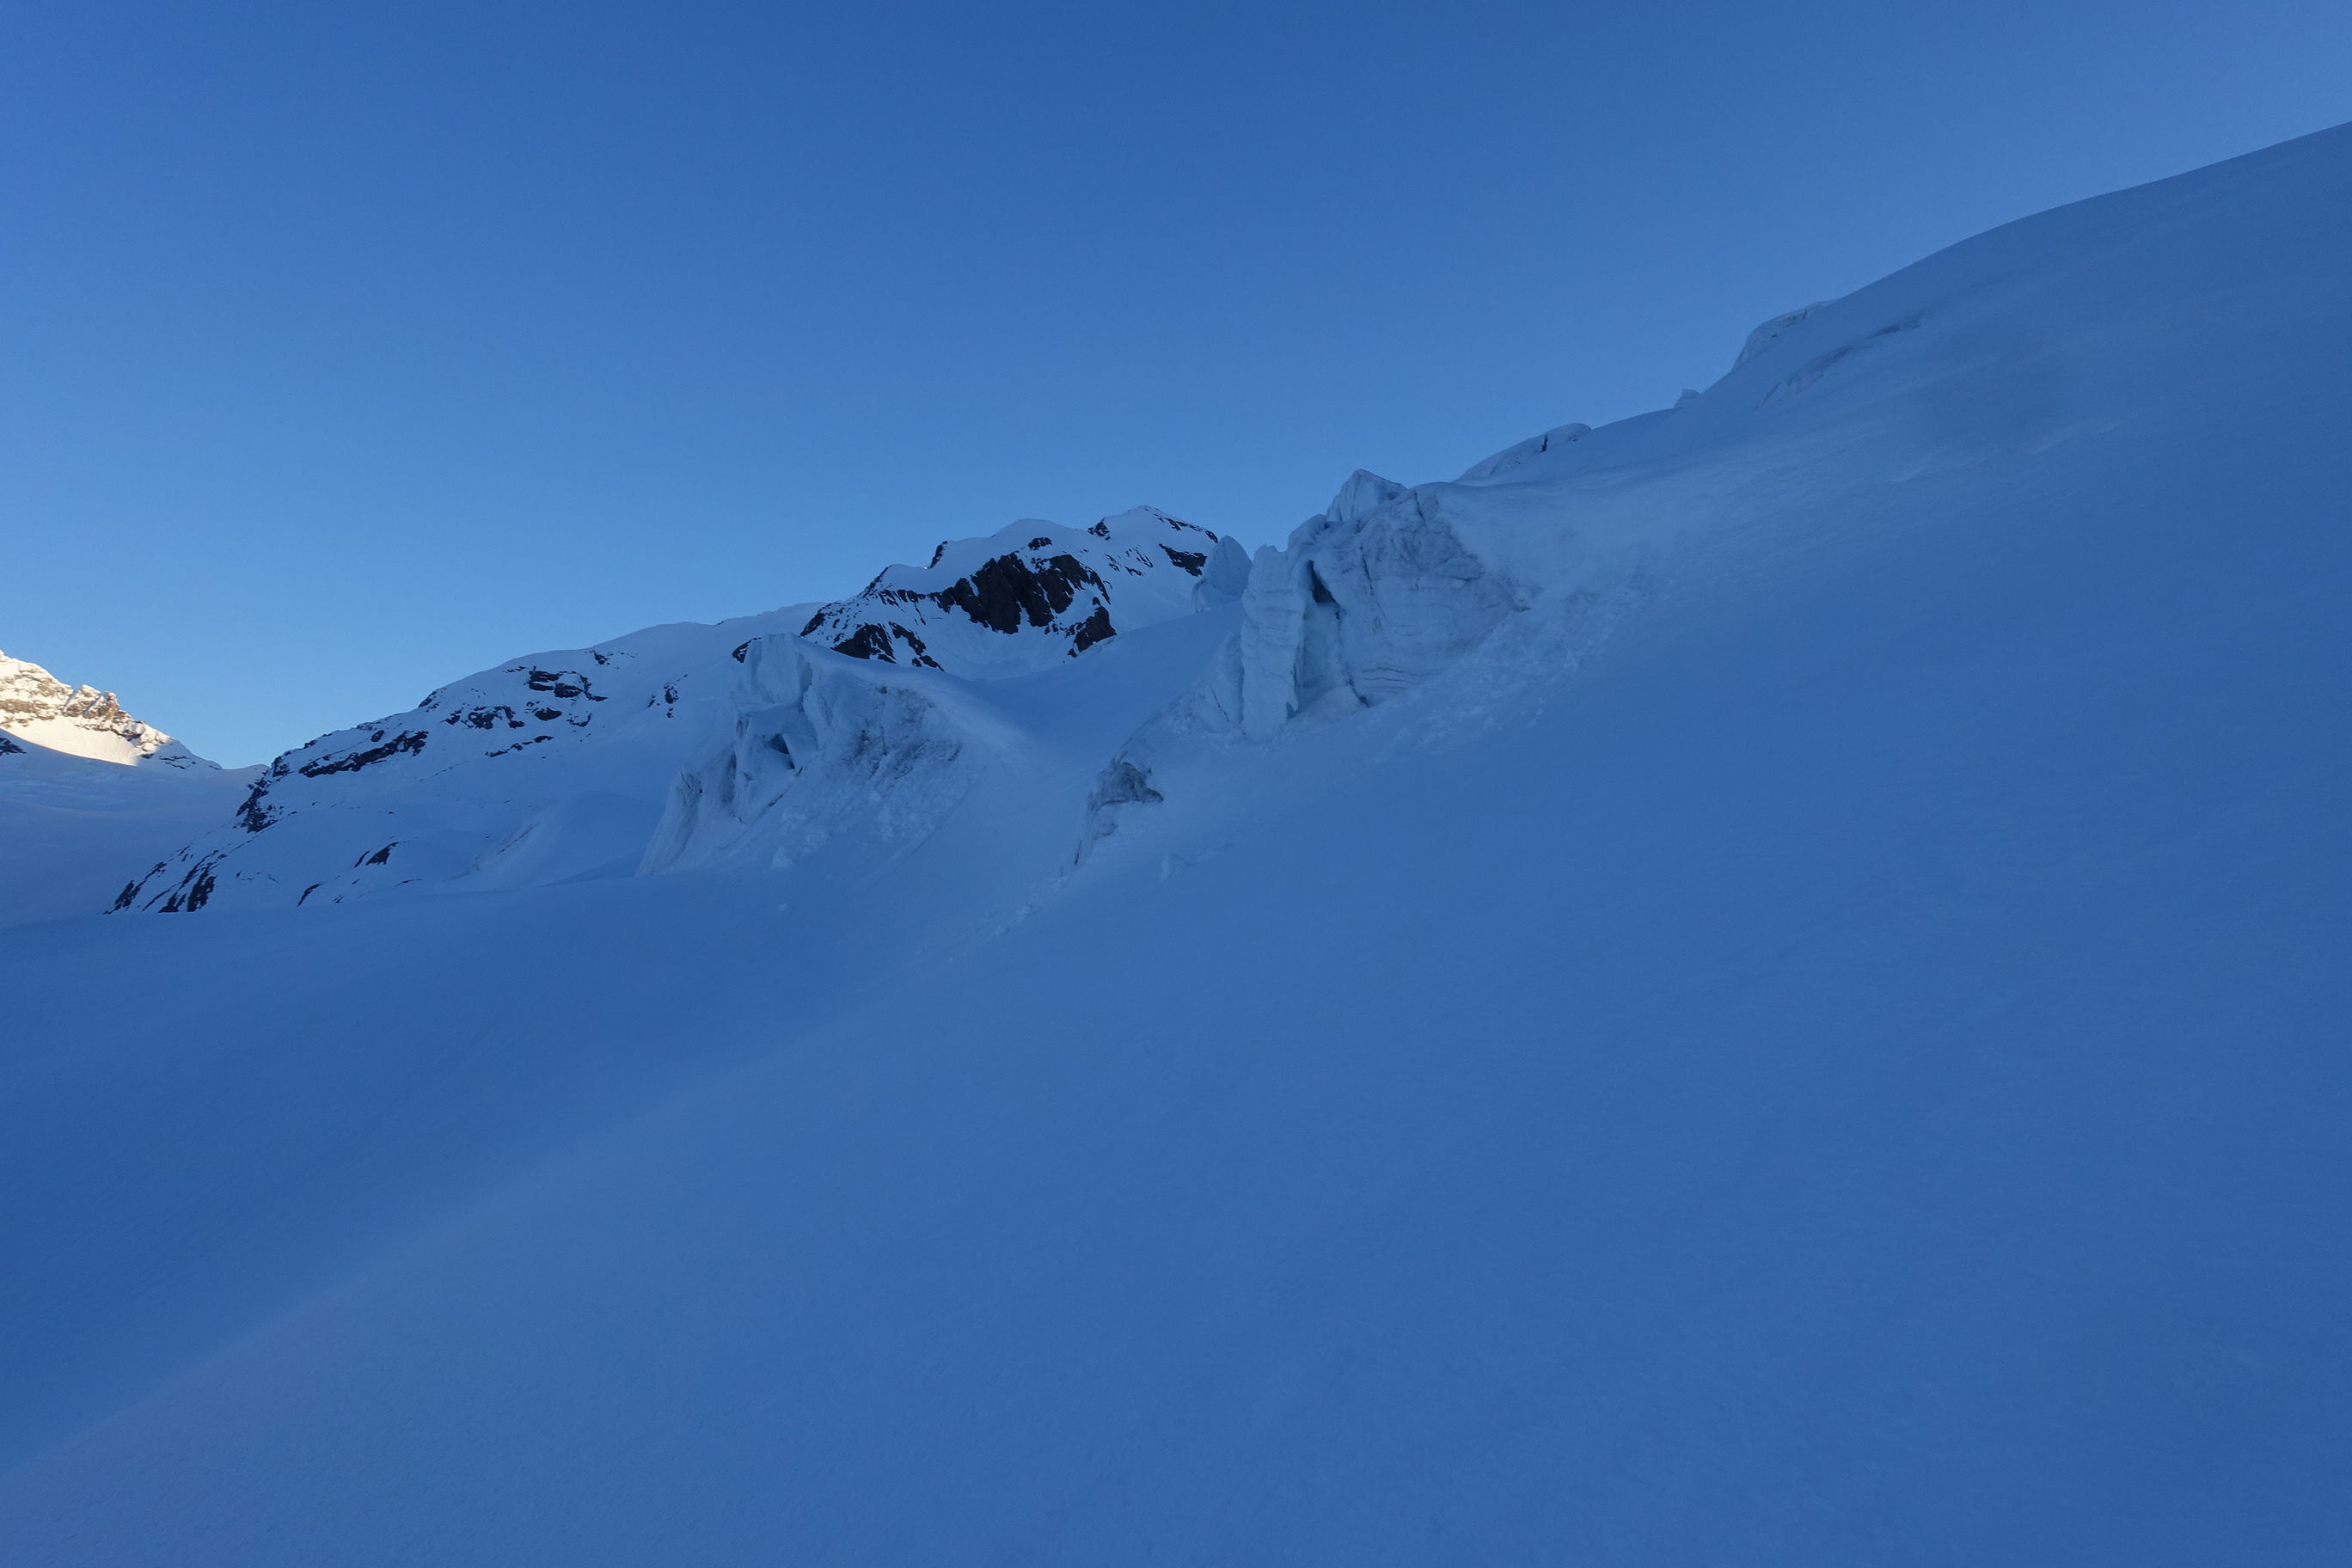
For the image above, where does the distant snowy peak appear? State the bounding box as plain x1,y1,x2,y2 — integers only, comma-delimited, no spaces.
798,506,1250,679
0,649,217,770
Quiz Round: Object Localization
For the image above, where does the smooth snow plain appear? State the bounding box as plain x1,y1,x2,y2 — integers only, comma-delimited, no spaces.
0,747,248,928
3,125,2350,1564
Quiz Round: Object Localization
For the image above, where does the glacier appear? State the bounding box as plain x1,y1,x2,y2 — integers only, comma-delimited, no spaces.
110,505,1235,913
3,123,2351,1564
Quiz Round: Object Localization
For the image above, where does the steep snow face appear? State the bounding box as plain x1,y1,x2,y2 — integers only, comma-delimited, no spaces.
797,507,1247,677
0,651,217,770
641,636,989,875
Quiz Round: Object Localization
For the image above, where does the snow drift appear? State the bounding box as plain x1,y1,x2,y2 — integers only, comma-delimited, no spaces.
0,651,250,928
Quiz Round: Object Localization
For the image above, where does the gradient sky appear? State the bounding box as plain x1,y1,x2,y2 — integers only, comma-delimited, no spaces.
6,0,2349,763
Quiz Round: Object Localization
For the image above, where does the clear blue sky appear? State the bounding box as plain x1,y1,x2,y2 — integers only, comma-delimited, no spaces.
6,0,2349,764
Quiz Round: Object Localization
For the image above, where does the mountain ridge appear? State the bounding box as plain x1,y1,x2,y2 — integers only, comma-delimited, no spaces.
111,503,1246,912
0,650,218,771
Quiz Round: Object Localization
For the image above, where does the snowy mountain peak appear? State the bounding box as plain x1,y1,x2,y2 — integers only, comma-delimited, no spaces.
108,505,1252,914
796,506,1233,678
0,649,217,770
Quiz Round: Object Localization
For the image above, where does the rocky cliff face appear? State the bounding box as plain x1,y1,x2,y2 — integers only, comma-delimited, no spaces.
0,650,217,770
797,507,1247,678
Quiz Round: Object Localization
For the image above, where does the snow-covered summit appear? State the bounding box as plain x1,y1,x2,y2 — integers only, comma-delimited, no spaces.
797,506,1248,678
0,650,217,770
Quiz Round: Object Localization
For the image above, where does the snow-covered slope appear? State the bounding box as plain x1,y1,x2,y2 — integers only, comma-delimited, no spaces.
111,606,818,912
5,124,2352,1565
0,650,217,769
113,507,1243,914
0,650,249,926
0,743,251,928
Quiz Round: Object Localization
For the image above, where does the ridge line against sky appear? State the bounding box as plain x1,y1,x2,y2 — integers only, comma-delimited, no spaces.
5,0,2350,765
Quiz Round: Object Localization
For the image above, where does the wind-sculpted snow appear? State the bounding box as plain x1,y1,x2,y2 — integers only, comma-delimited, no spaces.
1731,300,1834,369
1454,420,1592,482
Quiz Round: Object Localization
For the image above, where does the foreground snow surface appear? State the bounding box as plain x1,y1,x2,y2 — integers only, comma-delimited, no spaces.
0,746,248,928
5,126,2352,1563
